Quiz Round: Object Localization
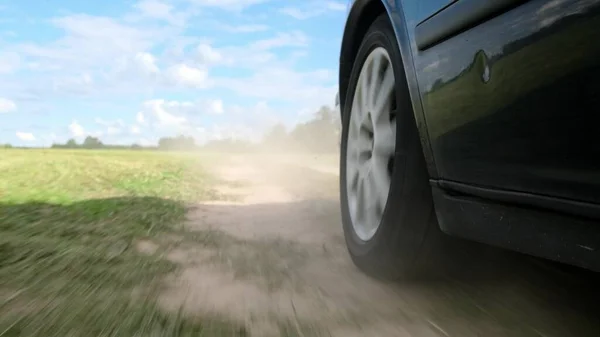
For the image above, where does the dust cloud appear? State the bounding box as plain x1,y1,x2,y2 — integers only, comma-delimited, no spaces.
152,152,600,337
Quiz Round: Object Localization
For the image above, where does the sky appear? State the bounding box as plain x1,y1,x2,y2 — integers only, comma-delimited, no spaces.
0,0,347,147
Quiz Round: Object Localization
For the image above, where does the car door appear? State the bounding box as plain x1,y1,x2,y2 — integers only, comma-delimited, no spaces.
401,0,600,208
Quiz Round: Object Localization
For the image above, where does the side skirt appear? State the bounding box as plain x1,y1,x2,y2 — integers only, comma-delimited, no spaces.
431,181,600,272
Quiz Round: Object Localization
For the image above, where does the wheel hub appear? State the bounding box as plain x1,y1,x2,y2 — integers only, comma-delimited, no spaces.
345,47,397,241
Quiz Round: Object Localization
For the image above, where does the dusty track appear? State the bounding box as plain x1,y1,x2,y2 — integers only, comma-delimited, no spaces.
158,154,600,337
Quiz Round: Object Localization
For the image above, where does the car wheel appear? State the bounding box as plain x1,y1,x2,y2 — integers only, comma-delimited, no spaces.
340,13,443,280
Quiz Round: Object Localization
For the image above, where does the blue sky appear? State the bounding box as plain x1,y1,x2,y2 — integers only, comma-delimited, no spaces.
0,0,347,146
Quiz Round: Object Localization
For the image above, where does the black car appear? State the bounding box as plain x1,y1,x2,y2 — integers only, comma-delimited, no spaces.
337,0,600,279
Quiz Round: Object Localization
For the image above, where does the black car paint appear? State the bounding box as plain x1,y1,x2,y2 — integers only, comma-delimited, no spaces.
341,0,600,271
415,0,600,206
415,0,527,50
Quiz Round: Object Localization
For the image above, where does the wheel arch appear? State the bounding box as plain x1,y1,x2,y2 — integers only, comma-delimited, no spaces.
339,0,438,178
339,0,387,118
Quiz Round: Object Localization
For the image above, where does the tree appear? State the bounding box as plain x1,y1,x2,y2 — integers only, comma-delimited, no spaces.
66,139,77,148
288,105,339,152
315,105,334,123
157,135,196,151
83,136,103,149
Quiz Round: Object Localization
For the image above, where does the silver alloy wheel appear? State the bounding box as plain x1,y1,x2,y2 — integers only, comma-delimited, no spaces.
346,47,397,241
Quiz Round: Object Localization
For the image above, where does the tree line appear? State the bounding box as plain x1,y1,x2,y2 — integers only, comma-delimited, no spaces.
50,136,146,150
3,105,341,152
260,105,340,153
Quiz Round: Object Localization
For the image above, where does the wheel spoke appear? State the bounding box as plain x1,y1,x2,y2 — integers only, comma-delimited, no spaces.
359,109,373,133
351,96,363,132
363,177,379,232
346,154,359,189
373,65,394,120
356,171,367,225
374,118,396,157
356,130,372,163
360,72,369,112
370,156,391,210
368,53,382,110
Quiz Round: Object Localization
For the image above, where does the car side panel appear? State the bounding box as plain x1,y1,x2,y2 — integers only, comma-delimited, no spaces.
403,0,600,205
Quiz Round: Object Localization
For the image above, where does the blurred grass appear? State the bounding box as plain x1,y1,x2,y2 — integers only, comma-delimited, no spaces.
0,149,223,203
0,149,246,336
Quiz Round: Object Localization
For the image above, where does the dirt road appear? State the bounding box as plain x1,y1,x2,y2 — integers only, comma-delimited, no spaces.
158,154,600,337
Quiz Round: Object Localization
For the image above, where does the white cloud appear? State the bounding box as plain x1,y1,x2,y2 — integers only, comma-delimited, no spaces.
229,101,278,128
140,98,224,127
135,0,173,20
50,73,94,96
250,31,309,50
186,0,271,10
95,117,124,127
132,0,189,27
94,118,125,136
107,126,121,135
0,98,16,113
197,44,271,68
10,10,313,100
135,52,159,73
310,69,335,81
0,52,20,74
167,64,209,87
89,130,104,138
136,111,146,124
13,12,178,98
280,1,346,20
279,8,310,20
197,43,222,64
82,73,93,84
208,99,224,114
325,1,346,11
190,31,310,70
16,131,35,141
220,24,269,33
144,99,188,126
69,120,85,137
1,1,342,146
215,67,337,104
47,14,160,61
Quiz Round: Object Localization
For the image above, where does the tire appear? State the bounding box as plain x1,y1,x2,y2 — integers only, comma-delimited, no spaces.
340,13,444,280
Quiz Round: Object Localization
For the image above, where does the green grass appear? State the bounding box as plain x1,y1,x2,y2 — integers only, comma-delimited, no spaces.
0,149,247,336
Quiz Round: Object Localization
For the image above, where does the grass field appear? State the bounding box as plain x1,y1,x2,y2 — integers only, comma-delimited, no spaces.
0,149,246,336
